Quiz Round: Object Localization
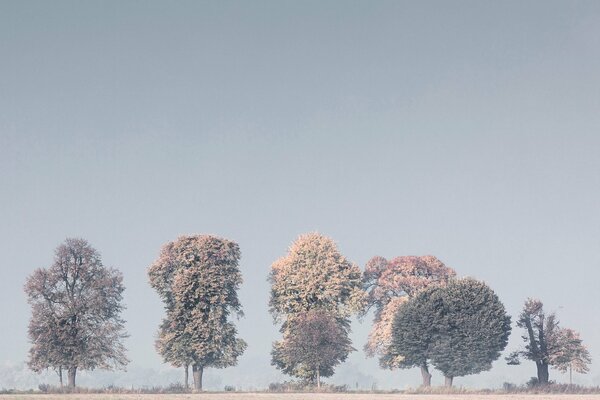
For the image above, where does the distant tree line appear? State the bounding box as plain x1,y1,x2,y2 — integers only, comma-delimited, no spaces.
25,233,591,390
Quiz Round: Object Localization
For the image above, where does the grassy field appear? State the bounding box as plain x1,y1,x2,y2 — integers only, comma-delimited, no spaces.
3,394,600,400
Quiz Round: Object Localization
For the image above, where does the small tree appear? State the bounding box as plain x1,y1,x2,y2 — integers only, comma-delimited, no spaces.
25,238,129,387
363,255,455,386
507,299,591,385
148,235,247,391
272,309,354,388
269,232,364,382
552,328,591,384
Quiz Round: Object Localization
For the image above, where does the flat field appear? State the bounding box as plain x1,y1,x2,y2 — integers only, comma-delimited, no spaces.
2,394,600,400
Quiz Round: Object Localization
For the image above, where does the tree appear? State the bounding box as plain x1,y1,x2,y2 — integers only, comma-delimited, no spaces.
387,278,511,387
24,238,129,387
382,290,438,387
363,255,455,386
148,235,247,391
426,278,511,387
507,299,591,385
269,232,364,383
551,328,591,384
272,309,354,388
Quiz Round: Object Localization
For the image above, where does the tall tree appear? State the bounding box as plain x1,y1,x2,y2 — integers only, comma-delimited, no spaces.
25,238,129,387
363,255,455,386
387,278,511,387
507,299,591,385
269,232,364,383
148,235,247,391
272,309,354,388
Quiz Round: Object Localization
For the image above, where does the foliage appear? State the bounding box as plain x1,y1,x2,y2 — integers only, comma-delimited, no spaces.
24,238,129,387
382,288,435,371
507,298,591,384
269,232,364,382
426,278,511,383
551,328,591,375
148,235,247,390
362,256,455,366
387,278,511,386
271,309,354,387
269,232,365,320
364,296,407,359
267,381,349,392
500,382,600,394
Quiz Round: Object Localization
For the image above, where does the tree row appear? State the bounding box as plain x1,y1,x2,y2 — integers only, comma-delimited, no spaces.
25,233,591,390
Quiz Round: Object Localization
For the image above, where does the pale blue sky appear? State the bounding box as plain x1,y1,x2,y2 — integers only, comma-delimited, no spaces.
1,0,599,390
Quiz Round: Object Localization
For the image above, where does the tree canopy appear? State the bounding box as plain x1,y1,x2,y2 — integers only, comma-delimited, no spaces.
269,232,365,320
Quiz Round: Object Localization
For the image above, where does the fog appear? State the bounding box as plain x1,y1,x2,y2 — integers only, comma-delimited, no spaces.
1,0,600,391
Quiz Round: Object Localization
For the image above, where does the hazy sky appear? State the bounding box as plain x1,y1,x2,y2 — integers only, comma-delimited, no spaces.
1,0,600,390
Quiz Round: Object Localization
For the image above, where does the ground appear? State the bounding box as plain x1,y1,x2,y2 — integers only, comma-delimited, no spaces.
2,395,600,400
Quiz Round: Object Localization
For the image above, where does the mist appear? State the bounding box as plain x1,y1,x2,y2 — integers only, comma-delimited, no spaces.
1,0,600,391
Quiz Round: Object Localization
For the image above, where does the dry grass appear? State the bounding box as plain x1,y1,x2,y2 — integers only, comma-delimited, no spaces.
2,394,600,400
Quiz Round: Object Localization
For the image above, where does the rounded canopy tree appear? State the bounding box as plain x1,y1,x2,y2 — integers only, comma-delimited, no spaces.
148,235,247,391
427,278,512,386
272,309,354,388
387,278,511,387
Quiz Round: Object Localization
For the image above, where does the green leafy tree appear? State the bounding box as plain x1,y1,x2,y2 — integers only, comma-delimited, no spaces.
382,290,438,386
387,278,511,387
272,309,354,388
25,238,129,387
269,232,364,383
507,299,591,385
148,235,247,391
362,255,455,386
427,278,511,386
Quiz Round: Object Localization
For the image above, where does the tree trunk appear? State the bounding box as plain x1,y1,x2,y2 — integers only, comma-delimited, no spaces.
420,364,432,387
58,367,63,387
192,364,203,391
184,364,189,389
569,364,572,385
536,361,549,385
67,367,77,388
316,368,321,389
445,376,453,387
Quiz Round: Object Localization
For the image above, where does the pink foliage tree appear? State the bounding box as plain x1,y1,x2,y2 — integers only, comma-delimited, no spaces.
362,255,455,386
